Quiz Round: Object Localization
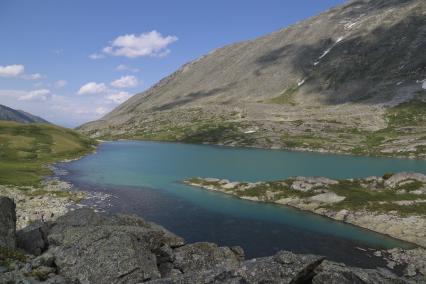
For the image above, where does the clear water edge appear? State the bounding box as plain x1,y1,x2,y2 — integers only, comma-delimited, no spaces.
56,140,426,267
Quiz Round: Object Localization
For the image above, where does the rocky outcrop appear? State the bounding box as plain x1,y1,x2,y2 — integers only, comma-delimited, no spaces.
380,248,426,282
46,209,184,283
0,179,110,229
312,261,408,284
0,197,16,249
185,173,426,247
16,222,49,256
1,204,424,283
151,251,325,284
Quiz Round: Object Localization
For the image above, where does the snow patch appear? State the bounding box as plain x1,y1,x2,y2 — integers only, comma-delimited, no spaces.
298,78,306,87
314,36,344,65
244,130,256,134
319,48,332,60
344,22,357,30
422,81,426,90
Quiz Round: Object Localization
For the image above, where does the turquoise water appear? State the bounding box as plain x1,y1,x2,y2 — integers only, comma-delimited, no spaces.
59,141,426,266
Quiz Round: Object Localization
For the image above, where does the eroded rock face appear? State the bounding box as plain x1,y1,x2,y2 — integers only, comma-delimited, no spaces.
0,197,16,249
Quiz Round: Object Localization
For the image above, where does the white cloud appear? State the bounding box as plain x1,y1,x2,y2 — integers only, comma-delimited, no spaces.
53,49,63,55
54,80,68,88
107,91,131,104
0,64,25,77
24,73,43,80
116,64,139,73
33,82,44,88
18,89,52,102
89,53,104,60
0,89,116,127
110,75,138,88
77,82,107,95
95,106,108,115
102,31,178,58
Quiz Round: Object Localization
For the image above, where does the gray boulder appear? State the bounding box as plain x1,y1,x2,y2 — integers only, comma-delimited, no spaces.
0,197,16,249
46,209,184,284
384,172,426,188
149,250,325,284
173,242,243,273
16,221,49,256
312,261,407,284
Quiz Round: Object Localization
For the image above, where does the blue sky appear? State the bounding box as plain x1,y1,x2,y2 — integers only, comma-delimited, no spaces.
0,0,345,127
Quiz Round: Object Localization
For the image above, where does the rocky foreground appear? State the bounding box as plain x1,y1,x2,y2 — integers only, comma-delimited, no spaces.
185,172,426,247
1,197,425,283
0,179,110,230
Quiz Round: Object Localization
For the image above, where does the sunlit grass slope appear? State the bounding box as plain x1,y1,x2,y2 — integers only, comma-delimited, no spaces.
0,121,97,186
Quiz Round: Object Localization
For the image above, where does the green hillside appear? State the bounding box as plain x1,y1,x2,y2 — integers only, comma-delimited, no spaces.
0,121,97,186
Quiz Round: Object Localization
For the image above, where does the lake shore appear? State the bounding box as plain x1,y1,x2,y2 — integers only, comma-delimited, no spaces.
0,176,111,230
3,138,426,278
184,173,426,248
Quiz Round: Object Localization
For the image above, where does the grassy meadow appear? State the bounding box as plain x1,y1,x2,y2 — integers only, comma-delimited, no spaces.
0,121,97,186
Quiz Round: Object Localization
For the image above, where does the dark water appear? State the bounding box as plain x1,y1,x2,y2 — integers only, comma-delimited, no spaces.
57,141,426,267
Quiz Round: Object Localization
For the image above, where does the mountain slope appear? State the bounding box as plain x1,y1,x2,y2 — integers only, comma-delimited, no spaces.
0,104,49,124
79,0,426,158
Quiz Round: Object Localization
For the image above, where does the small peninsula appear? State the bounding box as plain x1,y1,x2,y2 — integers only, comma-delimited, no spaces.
184,173,426,247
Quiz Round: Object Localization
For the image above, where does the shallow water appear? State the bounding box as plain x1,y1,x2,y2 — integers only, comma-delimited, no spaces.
58,141,426,267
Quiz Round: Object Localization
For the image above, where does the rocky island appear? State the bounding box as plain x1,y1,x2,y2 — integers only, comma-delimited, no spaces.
1,197,425,283
184,172,426,247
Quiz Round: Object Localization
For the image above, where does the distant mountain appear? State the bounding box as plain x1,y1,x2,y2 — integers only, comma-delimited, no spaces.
0,104,49,124
79,0,426,158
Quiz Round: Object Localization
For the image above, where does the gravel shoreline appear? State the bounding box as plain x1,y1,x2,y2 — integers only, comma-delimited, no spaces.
0,178,112,230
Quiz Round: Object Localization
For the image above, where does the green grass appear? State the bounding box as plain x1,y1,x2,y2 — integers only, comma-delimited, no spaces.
0,246,26,268
320,180,426,216
387,98,426,127
130,120,256,146
281,133,331,149
0,121,97,186
269,85,299,105
187,177,426,216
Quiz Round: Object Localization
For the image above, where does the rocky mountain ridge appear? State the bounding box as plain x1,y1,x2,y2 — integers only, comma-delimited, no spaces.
0,104,49,124
79,0,426,158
